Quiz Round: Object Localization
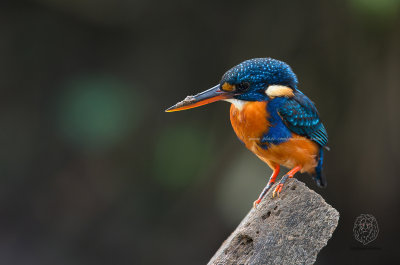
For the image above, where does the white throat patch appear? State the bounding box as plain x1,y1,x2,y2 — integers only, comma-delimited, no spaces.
224,99,247,111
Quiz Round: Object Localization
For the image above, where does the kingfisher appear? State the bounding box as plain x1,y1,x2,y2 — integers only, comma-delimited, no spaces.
165,58,328,207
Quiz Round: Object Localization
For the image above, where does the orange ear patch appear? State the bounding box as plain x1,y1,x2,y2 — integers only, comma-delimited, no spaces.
222,82,236,92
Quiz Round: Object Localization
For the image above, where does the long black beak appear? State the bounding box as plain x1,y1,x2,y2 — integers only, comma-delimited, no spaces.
165,85,232,112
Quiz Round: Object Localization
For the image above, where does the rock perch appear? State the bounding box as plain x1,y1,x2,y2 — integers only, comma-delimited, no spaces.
208,178,339,265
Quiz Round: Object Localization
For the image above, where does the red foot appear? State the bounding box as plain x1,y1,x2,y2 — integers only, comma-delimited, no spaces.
272,165,302,198
253,198,262,208
272,183,284,197
253,165,280,208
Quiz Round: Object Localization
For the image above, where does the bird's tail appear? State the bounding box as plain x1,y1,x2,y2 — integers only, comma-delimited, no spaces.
313,147,327,188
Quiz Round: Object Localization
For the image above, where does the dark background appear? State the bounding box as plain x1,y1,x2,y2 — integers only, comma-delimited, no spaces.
1,0,399,264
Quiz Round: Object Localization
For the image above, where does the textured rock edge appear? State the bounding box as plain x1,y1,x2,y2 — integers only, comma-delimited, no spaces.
208,178,339,265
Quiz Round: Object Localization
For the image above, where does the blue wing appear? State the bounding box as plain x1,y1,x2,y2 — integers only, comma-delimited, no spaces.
278,90,328,147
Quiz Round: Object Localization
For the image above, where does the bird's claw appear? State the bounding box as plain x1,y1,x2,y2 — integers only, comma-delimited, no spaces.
271,167,301,198
272,183,284,198
253,198,261,208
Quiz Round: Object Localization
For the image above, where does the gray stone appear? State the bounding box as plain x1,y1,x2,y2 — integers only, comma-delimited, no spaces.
208,178,339,265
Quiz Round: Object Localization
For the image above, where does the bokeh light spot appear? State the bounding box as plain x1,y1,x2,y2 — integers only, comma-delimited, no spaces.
216,151,270,226
153,125,214,190
350,0,400,20
58,76,140,151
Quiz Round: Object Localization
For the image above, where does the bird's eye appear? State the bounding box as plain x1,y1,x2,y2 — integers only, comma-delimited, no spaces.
236,82,250,92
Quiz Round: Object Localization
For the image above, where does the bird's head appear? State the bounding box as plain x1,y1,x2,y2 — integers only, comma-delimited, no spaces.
165,58,298,112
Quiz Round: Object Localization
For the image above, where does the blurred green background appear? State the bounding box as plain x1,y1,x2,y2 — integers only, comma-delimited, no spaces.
0,0,399,264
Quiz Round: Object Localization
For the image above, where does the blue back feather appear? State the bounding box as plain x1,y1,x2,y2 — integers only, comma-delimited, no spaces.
278,90,328,147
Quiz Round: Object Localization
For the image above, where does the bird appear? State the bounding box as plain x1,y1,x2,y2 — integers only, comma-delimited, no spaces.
165,58,328,207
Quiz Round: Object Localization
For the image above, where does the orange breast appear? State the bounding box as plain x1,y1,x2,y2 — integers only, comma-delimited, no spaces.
230,101,319,173
230,101,270,151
